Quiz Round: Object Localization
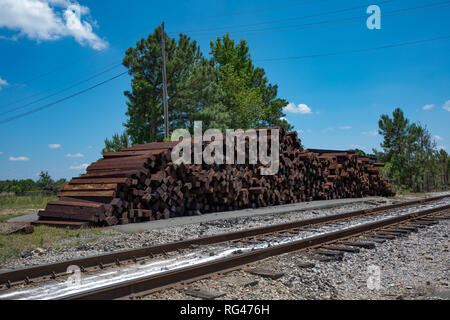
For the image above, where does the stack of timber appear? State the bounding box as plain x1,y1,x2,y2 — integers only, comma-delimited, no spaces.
35,128,395,228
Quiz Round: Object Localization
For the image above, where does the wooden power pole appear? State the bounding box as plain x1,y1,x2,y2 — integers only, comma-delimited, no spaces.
161,21,169,139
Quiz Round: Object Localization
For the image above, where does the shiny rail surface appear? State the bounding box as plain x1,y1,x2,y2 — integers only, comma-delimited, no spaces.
0,195,448,300
62,202,450,300
0,194,448,289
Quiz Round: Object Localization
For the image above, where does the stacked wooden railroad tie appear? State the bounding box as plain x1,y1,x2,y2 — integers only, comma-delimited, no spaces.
36,128,394,228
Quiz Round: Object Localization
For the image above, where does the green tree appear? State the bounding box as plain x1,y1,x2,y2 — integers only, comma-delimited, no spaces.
376,108,449,192
173,59,231,132
109,31,293,150
36,171,54,190
102,132,131,154
210,34,292,130
54,178,68,190
347,148,367,157
122,27,208,143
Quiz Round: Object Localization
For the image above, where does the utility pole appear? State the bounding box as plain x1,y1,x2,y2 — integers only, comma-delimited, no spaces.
161,21,169,139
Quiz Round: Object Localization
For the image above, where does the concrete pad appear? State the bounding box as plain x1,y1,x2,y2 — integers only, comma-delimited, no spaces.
111,197,382,233
8,211,39,223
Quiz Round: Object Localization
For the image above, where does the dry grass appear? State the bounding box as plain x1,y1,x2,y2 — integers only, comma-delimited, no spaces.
0,195,106,262
0,195,57,210
0,226,103,262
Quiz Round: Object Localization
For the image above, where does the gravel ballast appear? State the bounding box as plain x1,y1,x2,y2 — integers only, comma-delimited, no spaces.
145,219,449,300
1,193,448,300
1,199,391,270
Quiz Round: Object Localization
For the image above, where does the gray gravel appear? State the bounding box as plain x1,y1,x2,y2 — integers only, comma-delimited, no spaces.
146,219,449,300
1,199,391,270
0,193,448,300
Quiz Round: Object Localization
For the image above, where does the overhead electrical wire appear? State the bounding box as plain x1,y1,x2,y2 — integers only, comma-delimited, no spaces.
0,71,127,125
2,1,445,97
168,0,395,34
254,35,450,61
0,0,448,123
0,62,123,113
5,0,446,88
192,1,450,39
1,33,449,126
4,0,446,105
10,0,328,86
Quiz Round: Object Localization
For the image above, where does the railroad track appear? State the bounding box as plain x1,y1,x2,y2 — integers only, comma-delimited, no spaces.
0,194,448,300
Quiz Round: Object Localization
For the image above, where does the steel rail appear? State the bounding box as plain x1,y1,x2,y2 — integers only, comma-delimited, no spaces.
0,194,448,287
60,203,450,300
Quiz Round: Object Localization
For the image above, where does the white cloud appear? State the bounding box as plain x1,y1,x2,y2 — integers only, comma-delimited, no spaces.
322,127,334,133
436,146,446,151
435,135,444,141
443,100,450,112
69,163,88,170
279,117,287,121
65,153,84,158
9,156,30,161
0,152,3,155
339,126,352,130
422,104,434,110
361,130,379,136
48,143,61,149
0,76,8,90
283,102,313,114
87,145,93,149
0,0,108,50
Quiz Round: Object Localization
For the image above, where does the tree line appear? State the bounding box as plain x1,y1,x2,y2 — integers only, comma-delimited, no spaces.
374,108,449,193
103,28,291,153
101,28,448,194
0,171,67,195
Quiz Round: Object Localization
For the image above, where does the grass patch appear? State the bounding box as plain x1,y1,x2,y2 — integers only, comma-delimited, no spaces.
0,226,103,262
0,195,57,211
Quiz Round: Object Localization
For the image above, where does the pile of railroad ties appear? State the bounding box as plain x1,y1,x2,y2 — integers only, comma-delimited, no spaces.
35,128,395,228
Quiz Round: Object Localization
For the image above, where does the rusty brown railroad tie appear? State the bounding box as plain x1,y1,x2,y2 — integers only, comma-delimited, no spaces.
36,128,395,228
0,194,447,290
58,203,449,300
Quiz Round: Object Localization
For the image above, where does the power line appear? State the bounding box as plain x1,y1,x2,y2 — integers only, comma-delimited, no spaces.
11,0,327,86
0,63,123,115
168,0,395,34
1,34,448,126
192,1,450,39
166,0,329,22
4,0,445,92
1,0,447,118
254,35,450,62
0,71,127,125
0,60,122,109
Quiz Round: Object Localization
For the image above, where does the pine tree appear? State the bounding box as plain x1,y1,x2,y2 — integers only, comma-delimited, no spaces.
122,27,206,143
102,132,130,154
210,34,292,130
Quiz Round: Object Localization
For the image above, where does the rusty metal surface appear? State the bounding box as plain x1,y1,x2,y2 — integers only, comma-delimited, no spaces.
60,204,450,300
0,194,447,290
36,129,395,228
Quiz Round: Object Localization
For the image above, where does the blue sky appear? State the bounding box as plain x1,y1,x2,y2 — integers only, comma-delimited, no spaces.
0,0,449,180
